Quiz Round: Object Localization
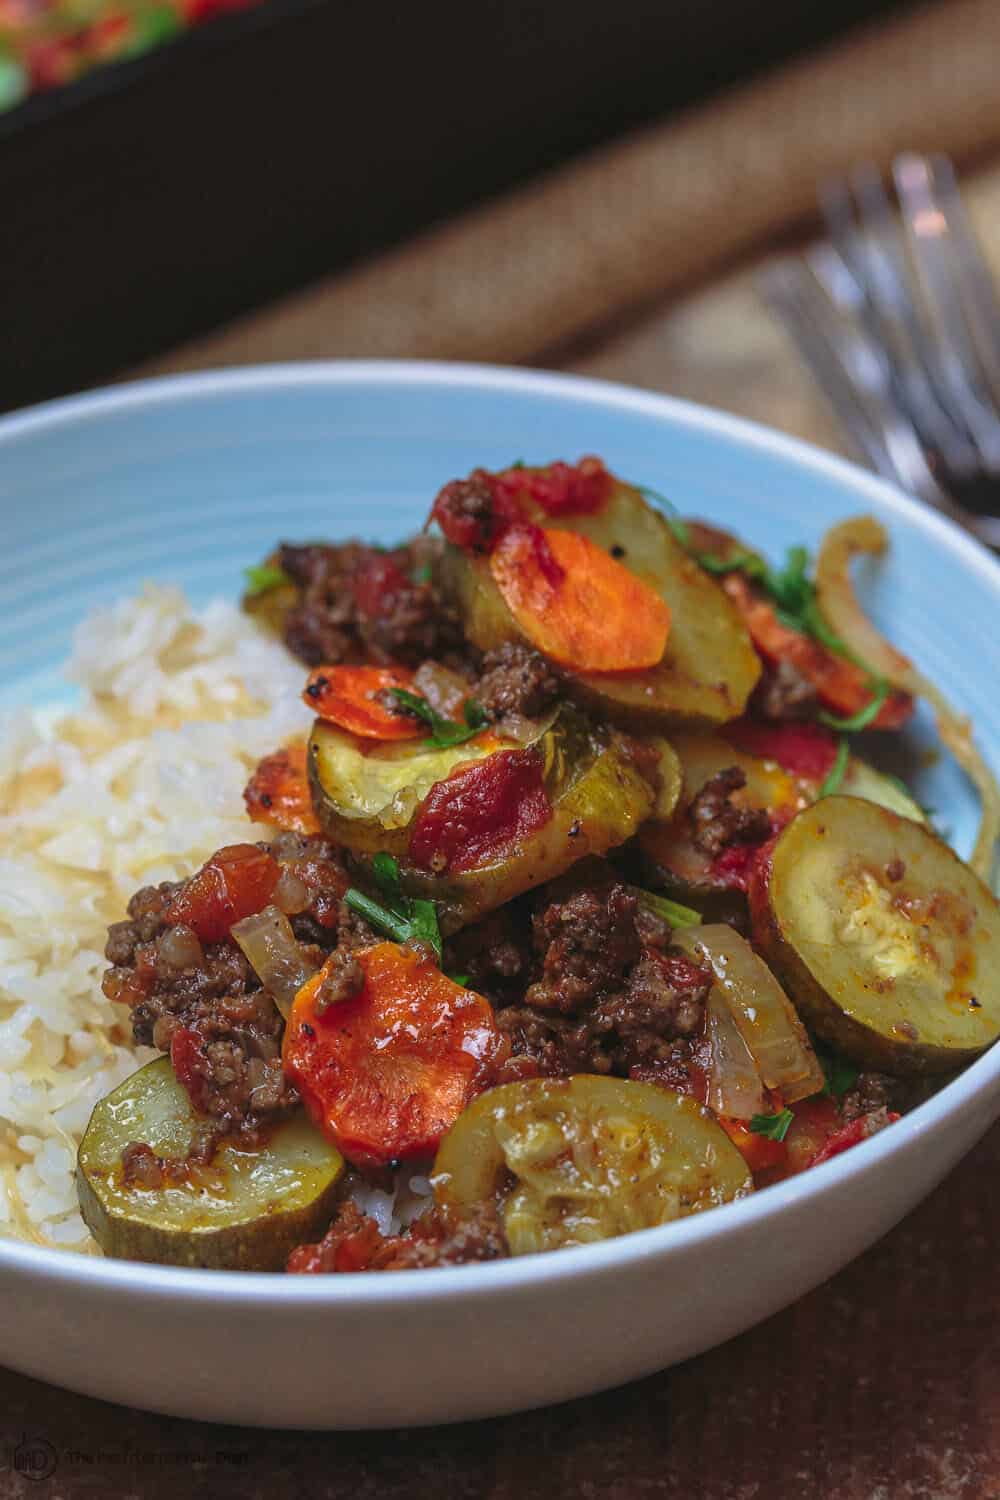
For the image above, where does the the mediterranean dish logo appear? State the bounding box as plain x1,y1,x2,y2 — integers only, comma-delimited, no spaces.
0,1433,59,1482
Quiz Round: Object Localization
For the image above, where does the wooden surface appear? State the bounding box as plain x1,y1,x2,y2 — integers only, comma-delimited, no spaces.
6,166,1000,1500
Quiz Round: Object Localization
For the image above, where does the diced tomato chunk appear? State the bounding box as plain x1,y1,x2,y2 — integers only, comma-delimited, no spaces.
408,748,551,874
492,456,612,518
724,719,839,784
352,554,411,619
169,1025,212,1113
719,1118,788,1174
164,844,279,943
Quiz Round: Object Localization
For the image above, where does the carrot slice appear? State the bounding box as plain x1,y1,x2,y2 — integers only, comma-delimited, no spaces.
724,575,912,730
283,942,509,1168
244,744,320,834
490,525,671,672
303,665,423,740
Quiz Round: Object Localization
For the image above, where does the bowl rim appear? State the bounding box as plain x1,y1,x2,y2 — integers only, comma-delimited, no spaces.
2,356,999,1308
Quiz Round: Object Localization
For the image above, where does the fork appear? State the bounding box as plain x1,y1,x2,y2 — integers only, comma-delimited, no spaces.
760,154,1000,549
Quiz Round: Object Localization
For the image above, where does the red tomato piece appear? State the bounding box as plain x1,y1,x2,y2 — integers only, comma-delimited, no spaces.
724,718,839,784
164,844,279,943
724,575,913,730
283,943,510,1168
492,456,612,518
303,665,423,741
719,1118,788,1174
408,747,551,875
352,553,411,619
169,1026,212,1114
243,745,320,834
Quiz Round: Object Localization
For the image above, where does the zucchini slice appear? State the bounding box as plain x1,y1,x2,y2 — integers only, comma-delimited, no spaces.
432,1075,751,1255
439,478,760,730
755,797,1000,1073
309,705,656,931
77,1059,344,1269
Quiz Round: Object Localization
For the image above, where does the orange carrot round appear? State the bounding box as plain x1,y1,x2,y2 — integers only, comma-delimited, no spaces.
244,744,320,834
283,942,509,1168
490,525,671,672
303,665,423,740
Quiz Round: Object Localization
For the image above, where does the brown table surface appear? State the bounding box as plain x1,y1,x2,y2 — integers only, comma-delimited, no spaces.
5,252,1000,1500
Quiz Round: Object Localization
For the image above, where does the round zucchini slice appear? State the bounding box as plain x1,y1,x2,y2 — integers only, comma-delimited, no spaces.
755,796,1000,1073
310,705,656,931
439,478,760,730
432,1075,751,1255
840,758,926,824
77,1059,344,1269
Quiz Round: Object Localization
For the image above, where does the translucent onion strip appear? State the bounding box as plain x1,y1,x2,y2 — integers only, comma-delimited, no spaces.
704,987,766,1121
816,515,1000,879
231,904,318,1019
677,925,824,1103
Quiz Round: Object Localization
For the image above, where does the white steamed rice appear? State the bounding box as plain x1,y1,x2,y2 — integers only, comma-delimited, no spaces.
0,584,315,1251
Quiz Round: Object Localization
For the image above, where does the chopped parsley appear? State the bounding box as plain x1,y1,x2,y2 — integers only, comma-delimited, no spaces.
244,563,291,597
632,887,702,929
818,681,890,732
345,853,442,960
813,1041,859,1099
749,1108,794,1142
817,736,850,798
448,973,470,988
390,689,490,749
410,563,433,586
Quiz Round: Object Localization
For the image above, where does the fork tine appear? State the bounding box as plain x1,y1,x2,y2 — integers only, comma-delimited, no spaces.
916,154,1000,409
834,162,980,481
893,153,1000,471
759,254,1000,548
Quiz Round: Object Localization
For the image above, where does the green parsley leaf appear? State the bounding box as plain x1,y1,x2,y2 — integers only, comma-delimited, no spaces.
509,459,526,470
817,680,889,732
244,563,291,597
346,854,443,960
818,736,850,798
389,688,489,749
749,1108,794,1142
631,887,702,929
813,1041,859,1099
447,973,470,989
636,485,692,548
411,563,433,586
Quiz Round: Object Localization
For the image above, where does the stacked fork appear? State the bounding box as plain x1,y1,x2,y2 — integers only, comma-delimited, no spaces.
762,154,1000,548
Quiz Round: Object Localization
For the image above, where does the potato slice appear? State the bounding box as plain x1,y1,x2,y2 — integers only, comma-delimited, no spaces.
310,706,656,932
440,479,760,730
754,797,1000,1073
433,1076,751,1254
77,1059,344,1269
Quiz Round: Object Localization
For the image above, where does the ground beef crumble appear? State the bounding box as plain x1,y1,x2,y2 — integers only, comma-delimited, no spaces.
474,642,562,722
688,766,772,859
276,537,468,670
492,867,713,1081
102,833,366,1141
287,1199,508,1273
751,657,820,720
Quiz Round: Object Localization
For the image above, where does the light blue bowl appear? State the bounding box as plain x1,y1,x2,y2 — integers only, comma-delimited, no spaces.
2,361,999,1428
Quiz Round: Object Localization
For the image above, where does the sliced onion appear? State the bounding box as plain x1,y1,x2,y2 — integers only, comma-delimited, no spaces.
412,661,472,719
704,988,766,1120
816,515,1000,879
231,905,318,1020
676,924,824,1103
